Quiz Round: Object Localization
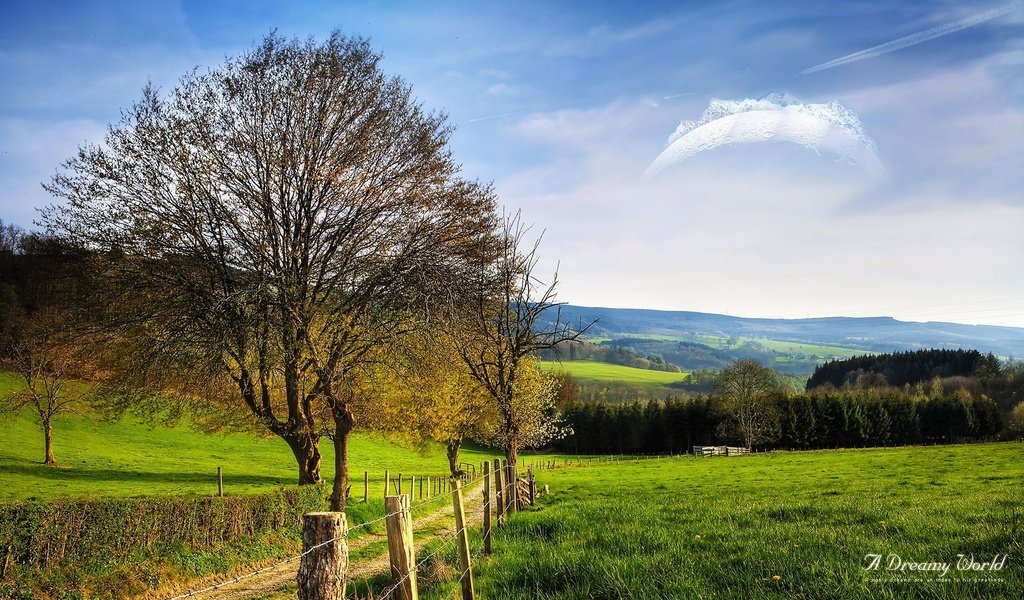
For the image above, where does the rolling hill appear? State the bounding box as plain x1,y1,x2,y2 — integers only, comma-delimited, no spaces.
544,305,1024,377
556,305,1024,357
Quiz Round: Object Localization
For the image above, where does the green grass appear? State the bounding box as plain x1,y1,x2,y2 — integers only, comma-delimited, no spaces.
748,337,865,359
0,371,511,501
431,444,1023,599
540,360,686,388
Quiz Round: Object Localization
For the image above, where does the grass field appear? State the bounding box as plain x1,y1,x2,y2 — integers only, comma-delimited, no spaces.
540,360,686,388
424,444,1023,599
750,337,865,359
0,371,509,501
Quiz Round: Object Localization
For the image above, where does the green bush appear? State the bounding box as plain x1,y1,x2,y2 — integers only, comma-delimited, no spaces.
0,485,326,569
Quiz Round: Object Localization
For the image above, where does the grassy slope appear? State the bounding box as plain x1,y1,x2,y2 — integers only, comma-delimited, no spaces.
443,444,1023,600
0,371,505,501
540,360,686,388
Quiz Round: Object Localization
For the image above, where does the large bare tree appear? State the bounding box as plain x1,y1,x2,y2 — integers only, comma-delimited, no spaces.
43,32,495,502
456,214,592,467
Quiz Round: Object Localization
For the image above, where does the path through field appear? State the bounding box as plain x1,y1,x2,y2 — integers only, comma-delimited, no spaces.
154,481,486,600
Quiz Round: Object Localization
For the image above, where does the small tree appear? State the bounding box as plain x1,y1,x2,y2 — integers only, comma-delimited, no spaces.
455,213,592,467
363,328,496,478
477,356,566,456
715,359,781,449
1,311,93,465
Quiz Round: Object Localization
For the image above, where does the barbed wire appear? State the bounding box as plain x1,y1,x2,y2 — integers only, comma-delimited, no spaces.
164,455,673,600
162,473,491,600
375,522,463,599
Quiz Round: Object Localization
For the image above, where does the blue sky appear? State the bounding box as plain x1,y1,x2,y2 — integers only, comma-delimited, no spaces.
2,0,1022,326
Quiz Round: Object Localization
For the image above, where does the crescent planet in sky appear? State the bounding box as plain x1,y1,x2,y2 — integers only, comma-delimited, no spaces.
643,95,885,180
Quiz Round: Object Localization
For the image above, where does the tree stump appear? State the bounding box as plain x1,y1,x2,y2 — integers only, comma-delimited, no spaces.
298,512,348,600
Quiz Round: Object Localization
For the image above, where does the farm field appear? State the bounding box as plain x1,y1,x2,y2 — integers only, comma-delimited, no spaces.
0,371,509,501
627,332,864,359
540,359,686,388
436,444,1024,599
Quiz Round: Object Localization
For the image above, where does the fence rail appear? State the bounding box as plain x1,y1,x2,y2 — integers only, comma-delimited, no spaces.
693,445,751,456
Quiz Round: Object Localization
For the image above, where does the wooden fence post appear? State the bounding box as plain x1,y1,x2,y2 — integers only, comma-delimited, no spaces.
385,495,417,600
494,458,504,526
363,471,369,503
384,470,390,500
482,461,492,556
298,512,348,600
528,466,536,506
397,473,402,495
506,461,518,513
217,466,223,497
450,478,475,600
1,544,11,580
418,475,423,500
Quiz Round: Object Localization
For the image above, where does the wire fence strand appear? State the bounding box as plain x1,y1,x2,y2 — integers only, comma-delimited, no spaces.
162,472,492,600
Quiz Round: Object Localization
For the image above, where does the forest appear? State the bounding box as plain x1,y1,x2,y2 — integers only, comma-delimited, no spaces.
807,348,1001,389
557,382,1011,454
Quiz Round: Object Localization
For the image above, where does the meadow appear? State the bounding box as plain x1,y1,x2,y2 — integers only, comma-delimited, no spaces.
540,360,686,388
0,371,501,501
427,444,1024,599
4,366,1022,599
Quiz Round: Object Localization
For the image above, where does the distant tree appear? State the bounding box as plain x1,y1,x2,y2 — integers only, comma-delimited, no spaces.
0,310,94,464
715,359,781,449
42,32,495,507
1007,402,1024,440
551,371,580,409
455,213,591,467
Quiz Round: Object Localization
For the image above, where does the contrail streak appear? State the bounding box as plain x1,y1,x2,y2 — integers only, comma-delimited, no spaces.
801,1,1022,75
663,91,700,100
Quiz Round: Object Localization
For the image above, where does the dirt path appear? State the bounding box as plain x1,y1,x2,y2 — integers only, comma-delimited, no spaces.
150,482,488,600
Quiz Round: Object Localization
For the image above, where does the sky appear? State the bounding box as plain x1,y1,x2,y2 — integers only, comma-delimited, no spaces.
1,0,1022,327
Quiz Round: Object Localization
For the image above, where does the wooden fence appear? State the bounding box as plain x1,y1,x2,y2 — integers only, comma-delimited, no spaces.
162,453,675,600
692,442,749,454
298,458,536,600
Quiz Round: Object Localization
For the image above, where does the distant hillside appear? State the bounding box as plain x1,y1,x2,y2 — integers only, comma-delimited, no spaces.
548,305,1024,376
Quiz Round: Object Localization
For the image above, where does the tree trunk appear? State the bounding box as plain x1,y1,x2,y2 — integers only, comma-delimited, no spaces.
43,418,56,466
446,439,462,477
330,406,355,512
504,444,518,471
285,432,323,485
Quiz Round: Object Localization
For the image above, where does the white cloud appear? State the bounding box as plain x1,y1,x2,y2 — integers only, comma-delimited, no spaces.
486,83,523,97
494,93,1024,327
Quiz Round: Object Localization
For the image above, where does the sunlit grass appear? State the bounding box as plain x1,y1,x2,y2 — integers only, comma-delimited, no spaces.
0,371,511,501
540,360,686,388
437,444,1023,599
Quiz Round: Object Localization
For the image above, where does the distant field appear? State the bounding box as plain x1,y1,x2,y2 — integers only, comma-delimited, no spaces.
750,337,865,359
452,443,1024,599
594,332,863,358
540,360,686,387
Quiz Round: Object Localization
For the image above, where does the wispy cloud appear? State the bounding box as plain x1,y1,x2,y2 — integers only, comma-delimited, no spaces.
466,101,590,124
801,1,1022,75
